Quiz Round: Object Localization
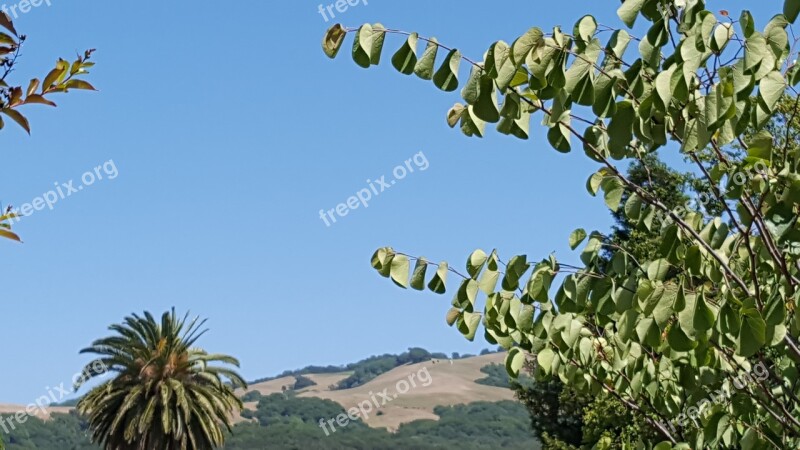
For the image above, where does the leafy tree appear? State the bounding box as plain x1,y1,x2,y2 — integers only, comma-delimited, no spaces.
334,347,438,389
74,309,246,450
516,155,690,449
323,0,800,447
293,375,317,390
0,12,95,244
240,391,262,403
475,363,513,388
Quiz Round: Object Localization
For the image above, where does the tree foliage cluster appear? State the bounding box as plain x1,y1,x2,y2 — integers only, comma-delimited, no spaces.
475,363,514,388
2,397,538,450
324,0,800,447
0,12,95,244
251,347,448,389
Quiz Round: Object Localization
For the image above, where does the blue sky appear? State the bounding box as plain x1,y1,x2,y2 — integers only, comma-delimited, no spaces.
0,0,769,403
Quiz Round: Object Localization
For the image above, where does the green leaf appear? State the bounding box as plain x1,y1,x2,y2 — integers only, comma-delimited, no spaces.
593,73,618,118
505,348,525,377
462,312,482,341
371,247,393,273
456,279,479,307
740,11,755,37
618,310,639,341
548,121,572,153
502,255,529,292
433,49,461,92
474,75,500,123
390,255,410,288
710,23,734,55
617,0,646,28
608,101,634,155
569,229,587,250
410,258,428,291
646,19,669,48
486,41,517,89
511,27,543,66
737,309,766,357
461,66,482,104
391,33,419,75
537,347,555,374
427,262,448,294
587,171,604,196
581,233,604,266
370,23,386,65
693,292,716,332
647,259,670,281
654,66,674,112
478,266,499,295
352,24,374,68
624,193,643,221
574,15,597,44
322,24,347,59
758,71,786,113
414,38,439,80
467,249,488,279
785,0,800,23
747,130,774,163
744,33,768,73
601,177,625,211
461,105,487,137
706,80,736,132
668,322,696,351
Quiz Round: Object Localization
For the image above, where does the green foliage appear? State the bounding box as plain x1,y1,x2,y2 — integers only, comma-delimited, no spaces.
1,413,95,449
520,154,689,449
0,12,95,244
74,309,246,450
293,375,317,390
2,398,539,449
234,396,535,448
475,363,512,388
2,377,532,448
511,361,586,448
334,348,446,390
607,155,691,262
250,347,448,389
324,0,800,448
240,391,262,403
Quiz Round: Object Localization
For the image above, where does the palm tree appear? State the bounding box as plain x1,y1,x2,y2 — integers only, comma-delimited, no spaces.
74,309,247,450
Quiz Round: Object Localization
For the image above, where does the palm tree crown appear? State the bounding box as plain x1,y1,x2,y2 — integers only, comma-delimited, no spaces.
75,309,246,450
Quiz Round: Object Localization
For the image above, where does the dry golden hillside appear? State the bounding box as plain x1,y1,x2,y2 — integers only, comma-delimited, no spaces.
239,353,514,431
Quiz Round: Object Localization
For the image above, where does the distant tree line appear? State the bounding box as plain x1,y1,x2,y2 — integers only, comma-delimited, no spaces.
2,396,539,449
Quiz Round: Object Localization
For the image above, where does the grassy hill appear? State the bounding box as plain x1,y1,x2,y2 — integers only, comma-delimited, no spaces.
0,352,539,449
234,352,515,430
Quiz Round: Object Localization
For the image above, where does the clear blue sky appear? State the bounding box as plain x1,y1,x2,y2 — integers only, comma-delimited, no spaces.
0,0,766,403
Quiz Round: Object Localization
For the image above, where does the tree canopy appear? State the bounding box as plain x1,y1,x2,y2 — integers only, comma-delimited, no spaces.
323,0,800,448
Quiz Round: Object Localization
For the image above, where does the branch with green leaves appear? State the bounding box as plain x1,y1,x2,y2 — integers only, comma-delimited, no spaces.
0,11,96,243
323,0,800,448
